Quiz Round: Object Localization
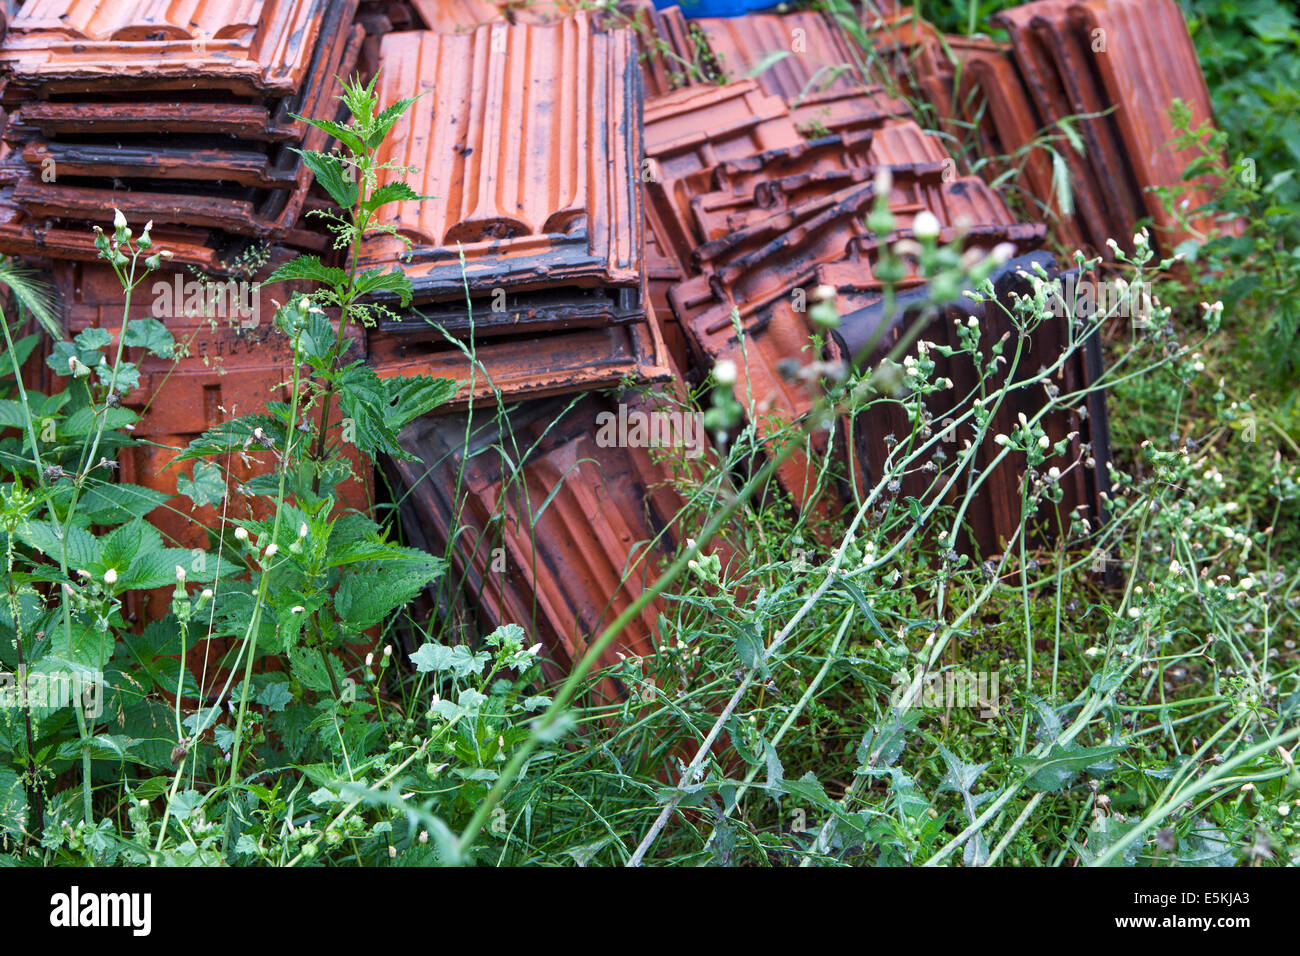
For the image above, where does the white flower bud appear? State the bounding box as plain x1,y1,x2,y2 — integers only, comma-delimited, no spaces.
103,567,118,584
175,565,186,581
714,359,737,386
233,526,249,541
913,210,940,240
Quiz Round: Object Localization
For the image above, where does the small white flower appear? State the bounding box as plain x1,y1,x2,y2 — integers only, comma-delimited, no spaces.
1038,435,1050,449
966,315,979,329
912,210,941,240
1279,804,1291,817
994,434,1010,446
383,645,392,657
202,588,214,600
113,207,127,230
418,831,428,844
1047,466,1060,480
103,568,118,585
233,526,249,541
528,643,543,656
714,359,737,386
388,845,397,859
365,653,374,667
264,543,279,558
298,522,309,538
175,565,186,581
1127,607,1140,619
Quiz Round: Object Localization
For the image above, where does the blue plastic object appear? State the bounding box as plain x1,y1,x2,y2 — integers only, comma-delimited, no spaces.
655,0,776,19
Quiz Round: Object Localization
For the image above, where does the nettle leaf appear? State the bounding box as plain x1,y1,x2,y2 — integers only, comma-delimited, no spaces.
289,113,365,155
363,181,432,214
1013,743,1126,792
176,460,226,509
295,307,340,369
100,519,189,590
393,373,456,423
265,254,347,289
288,645,347,696
292,148,358,210
17,519,100,567
123,318,175,358
338,364,454,460
0,399,35,429
334,552,445,629
79,483,169,523
178,413,283,461
368,96,422,147
59,405,138,437
352,266,414,306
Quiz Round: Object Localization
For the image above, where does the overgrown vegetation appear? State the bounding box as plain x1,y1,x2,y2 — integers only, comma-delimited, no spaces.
1,4,1297,866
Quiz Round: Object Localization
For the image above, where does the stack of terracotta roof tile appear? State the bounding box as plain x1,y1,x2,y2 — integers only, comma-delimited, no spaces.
632,9,1093,546
873,0,1233,255
0,0,364,269
363,12,671,407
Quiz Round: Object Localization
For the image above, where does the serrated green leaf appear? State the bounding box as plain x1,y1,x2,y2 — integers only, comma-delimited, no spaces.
335,552,444,629
288,113,365,155
352,267,414,306
367,96,422,147
363,181,432,215
264,254,347,289
17,519,99,567
79,482,169,523
292,149,358,210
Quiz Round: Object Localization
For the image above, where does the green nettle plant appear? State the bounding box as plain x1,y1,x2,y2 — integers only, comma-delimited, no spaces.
0,77,455,863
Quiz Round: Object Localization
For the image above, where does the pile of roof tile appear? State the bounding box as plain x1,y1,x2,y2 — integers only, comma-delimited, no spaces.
363,12,671,407
872,0,1230,256
0,0,364,269
372,2,1122,673
5,0,1233,675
